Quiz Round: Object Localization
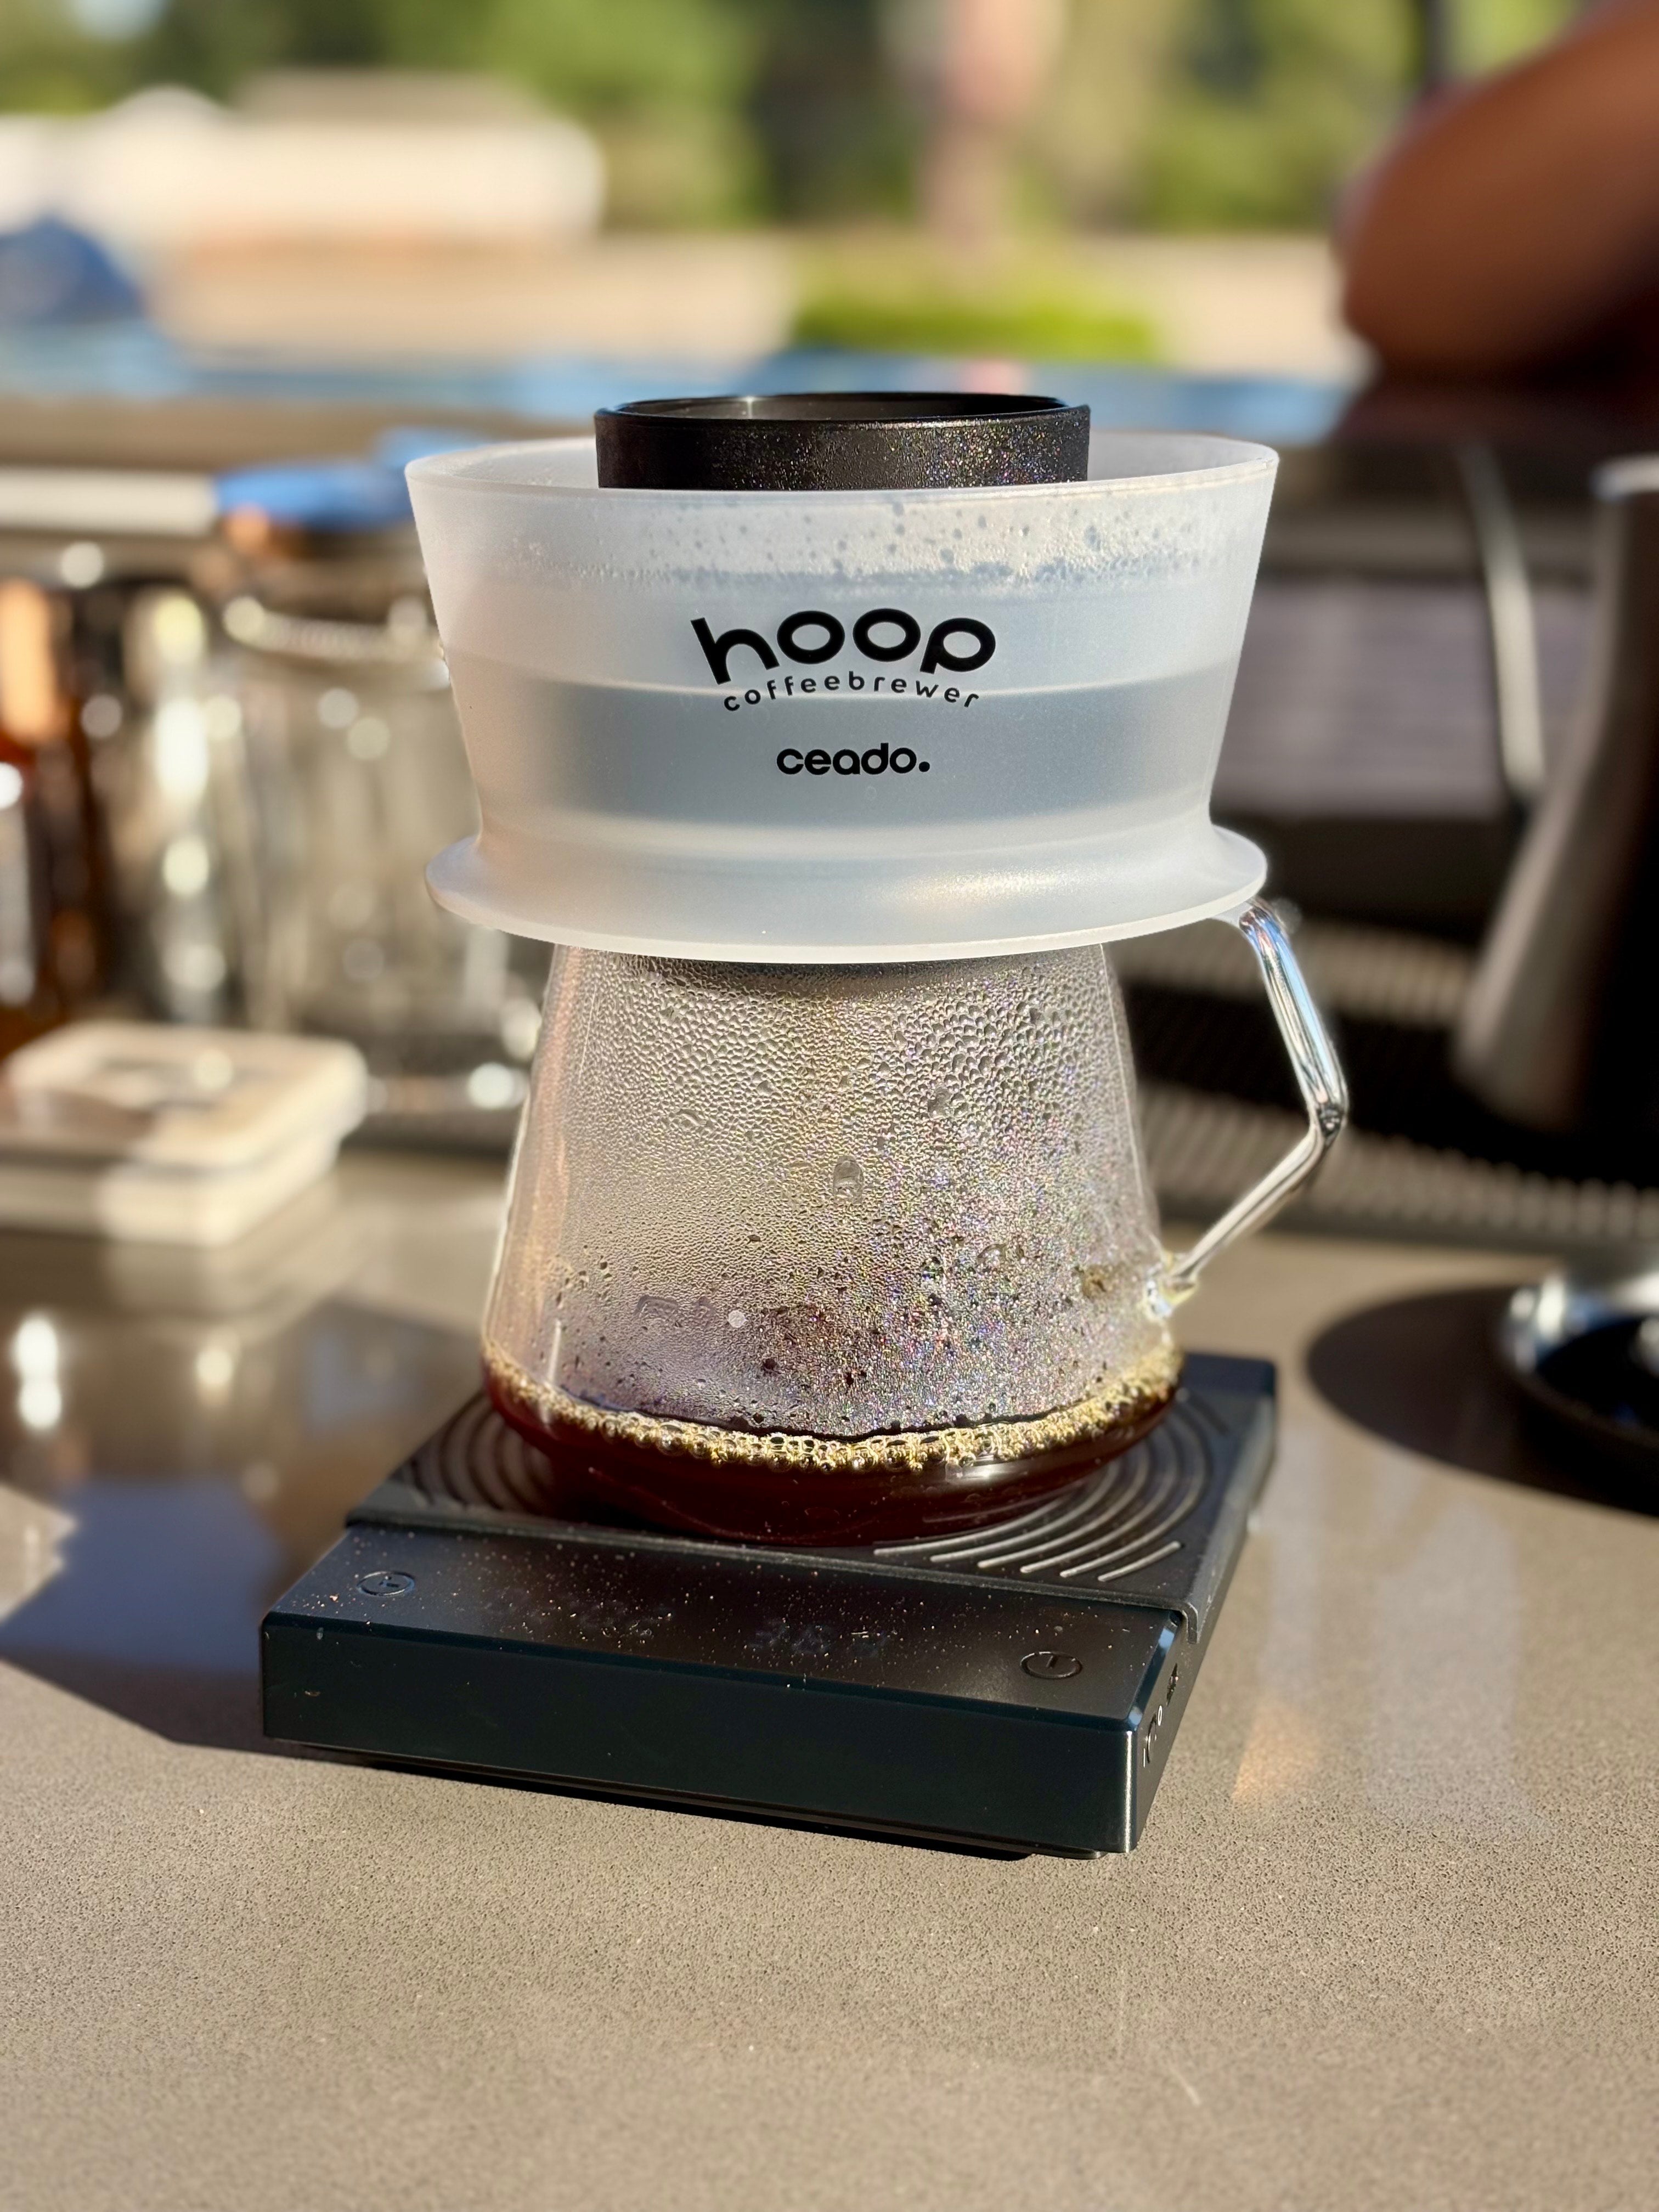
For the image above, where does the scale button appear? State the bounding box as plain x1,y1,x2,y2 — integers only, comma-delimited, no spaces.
1022,1650,1082,1680
358,1570,415,1598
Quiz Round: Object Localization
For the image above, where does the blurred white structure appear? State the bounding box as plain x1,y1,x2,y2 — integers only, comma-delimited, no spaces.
0,79,605,263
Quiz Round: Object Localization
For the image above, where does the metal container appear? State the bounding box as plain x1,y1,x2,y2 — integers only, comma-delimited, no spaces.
1456,457,1659,1139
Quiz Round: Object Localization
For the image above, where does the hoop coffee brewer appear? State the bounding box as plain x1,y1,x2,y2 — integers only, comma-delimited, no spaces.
407,395,1348,1542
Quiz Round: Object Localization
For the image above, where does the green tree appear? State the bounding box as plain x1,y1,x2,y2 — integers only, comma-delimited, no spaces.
0,0,131,112
3,0,1587,236
1457,0,1576,73
475,0,766,223
748,0,907,220
81,0,769,223
1033,0,1188,224
1137,0,1410,228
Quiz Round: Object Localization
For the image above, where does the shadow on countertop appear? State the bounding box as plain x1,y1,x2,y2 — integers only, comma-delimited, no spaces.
1306,1283,1659,1518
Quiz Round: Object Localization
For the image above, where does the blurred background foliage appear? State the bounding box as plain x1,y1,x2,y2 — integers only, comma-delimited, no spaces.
1133,0,1413,231
0,0,1584,232
793,235,1163,358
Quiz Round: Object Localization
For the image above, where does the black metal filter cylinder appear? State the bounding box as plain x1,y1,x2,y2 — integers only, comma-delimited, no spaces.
593,392,1091,493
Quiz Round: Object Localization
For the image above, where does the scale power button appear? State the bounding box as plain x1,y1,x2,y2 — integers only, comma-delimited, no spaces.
1022,1650,1082,1680
358,1570,415,1598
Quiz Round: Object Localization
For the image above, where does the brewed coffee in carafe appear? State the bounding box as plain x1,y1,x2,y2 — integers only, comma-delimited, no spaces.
408,396,1345,1543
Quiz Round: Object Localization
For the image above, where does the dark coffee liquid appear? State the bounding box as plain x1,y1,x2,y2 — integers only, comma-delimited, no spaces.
484,1364,1177,1545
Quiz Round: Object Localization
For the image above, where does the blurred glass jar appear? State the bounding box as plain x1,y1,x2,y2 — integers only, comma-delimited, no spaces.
0,465,241,1034
97,582,255,1025
199,461,547,1114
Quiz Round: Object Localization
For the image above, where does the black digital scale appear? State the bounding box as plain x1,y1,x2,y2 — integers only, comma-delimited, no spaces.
262,1352,1272,1857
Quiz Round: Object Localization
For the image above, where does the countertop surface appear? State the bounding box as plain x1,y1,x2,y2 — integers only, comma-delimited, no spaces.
1,1149,1653,2212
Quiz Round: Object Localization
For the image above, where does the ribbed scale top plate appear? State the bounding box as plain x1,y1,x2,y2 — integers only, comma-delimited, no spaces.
350,1354,1274,1638
871,1403,1211,1584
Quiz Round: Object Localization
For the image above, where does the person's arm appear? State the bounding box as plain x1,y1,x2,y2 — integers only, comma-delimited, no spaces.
1340,1,1659,374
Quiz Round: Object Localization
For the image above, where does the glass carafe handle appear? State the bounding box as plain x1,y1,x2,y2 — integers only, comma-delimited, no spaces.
1161,898,1348,1304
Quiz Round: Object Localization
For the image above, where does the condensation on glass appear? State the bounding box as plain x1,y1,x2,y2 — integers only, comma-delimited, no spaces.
484,946,1180,1537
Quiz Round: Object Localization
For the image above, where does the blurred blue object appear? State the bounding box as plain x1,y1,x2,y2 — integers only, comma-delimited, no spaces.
0,217,145,328
215,457,414,533
374,426,497,471
0,320,1352,452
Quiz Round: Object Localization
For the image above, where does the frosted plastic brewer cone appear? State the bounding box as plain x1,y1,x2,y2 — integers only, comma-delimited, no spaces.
408,429,1276,964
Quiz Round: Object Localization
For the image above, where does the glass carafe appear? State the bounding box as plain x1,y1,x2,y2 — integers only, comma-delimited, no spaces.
484,910,1341,1541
